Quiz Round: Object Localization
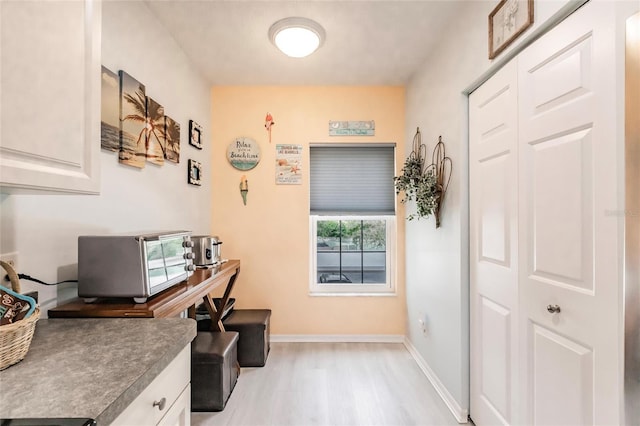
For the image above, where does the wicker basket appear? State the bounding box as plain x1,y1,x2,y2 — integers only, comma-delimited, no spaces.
0,307,40,370
0,259,40,370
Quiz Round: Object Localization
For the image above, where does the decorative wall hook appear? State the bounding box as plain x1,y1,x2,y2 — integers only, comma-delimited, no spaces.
394,130,452,227
425,136,452,228
411,127,427,174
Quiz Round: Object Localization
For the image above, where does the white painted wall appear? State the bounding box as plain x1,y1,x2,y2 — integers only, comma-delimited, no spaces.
403,0,573,418
0,1,212,315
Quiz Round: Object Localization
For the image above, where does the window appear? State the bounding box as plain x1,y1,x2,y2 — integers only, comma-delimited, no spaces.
309,144,396,295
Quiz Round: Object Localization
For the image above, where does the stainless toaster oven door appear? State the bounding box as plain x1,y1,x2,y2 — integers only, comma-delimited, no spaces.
143,233,191,295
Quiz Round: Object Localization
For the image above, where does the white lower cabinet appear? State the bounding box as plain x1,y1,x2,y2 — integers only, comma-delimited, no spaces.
158,385,191,426
111,345,191,426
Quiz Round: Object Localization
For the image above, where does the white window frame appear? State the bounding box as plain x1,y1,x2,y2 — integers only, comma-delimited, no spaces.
309,215,396,296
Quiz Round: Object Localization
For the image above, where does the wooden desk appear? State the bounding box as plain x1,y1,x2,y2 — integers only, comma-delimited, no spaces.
48,259,240,331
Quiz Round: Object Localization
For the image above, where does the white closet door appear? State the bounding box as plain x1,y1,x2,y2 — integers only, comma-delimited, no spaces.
470,60,519,426
517,3,620,425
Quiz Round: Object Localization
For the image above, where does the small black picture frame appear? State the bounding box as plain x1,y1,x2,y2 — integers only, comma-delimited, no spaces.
189,120,202,150
188,159,202,186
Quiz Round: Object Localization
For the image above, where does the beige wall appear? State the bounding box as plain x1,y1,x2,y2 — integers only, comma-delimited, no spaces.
210,86,406,335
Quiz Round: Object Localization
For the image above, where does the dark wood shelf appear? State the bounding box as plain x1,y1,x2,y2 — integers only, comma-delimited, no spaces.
49,259,240,322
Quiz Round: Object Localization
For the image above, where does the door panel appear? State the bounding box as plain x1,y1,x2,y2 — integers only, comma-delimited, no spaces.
530,35,591,114
520,34,593,141
479,154,511,266
532,324,593,426
529,128,593,290
481,297,511,419
518,3,619,424
470,60,518,426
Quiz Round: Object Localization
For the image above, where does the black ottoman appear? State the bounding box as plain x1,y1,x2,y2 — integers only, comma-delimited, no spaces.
222,309,271,367
191,331,239,411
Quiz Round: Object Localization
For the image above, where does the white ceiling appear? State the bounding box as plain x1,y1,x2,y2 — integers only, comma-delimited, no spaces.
144,0,465,86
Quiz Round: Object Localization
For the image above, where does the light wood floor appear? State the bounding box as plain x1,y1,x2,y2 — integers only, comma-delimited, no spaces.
191,342,465,426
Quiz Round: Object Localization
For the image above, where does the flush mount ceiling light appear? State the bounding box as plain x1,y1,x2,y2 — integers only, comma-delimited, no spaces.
269,17,326,58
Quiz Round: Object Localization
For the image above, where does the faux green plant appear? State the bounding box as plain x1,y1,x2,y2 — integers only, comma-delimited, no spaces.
395,162,439,221
394,129,452,226
411,170,439,220
394,155,424,204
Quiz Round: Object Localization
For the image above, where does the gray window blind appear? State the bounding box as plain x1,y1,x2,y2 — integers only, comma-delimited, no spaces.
310,144,395,215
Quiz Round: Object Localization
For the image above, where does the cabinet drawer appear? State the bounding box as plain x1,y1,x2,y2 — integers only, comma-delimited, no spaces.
158,384,191,426
111,345,190,426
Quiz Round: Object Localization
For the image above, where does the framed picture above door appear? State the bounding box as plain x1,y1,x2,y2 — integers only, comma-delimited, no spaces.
488,0,534,59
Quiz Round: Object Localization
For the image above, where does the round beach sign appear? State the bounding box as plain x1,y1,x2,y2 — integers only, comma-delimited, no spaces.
227,137,261,171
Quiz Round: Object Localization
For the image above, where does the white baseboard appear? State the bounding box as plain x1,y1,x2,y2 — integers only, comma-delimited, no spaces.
271,334,405,343
403,337,469,424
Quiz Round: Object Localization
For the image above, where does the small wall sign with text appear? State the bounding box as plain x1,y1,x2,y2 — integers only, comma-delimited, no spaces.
227,137,261,171
329,120,375,136
275,144,302,185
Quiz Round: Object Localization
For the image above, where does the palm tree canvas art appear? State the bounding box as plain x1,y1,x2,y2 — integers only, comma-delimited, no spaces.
119,71,146,168
165,116,180,163
146,97,165,166
101,66,120,152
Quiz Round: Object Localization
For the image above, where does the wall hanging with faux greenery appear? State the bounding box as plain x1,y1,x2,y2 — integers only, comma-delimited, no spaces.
394,128,452,227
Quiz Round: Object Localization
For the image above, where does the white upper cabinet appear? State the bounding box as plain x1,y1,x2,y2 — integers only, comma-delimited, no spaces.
0,0,101,194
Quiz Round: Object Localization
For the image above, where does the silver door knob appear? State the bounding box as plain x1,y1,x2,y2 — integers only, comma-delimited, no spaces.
546,304,561,314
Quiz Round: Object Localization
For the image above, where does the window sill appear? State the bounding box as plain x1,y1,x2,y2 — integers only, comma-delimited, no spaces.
309,291,397,297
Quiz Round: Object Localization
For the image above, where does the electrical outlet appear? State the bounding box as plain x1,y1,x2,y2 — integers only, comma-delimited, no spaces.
418,313,427,335
0,251,19,276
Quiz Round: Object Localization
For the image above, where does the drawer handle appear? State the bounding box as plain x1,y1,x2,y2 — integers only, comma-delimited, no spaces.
153,397,167,411
546,304,561,314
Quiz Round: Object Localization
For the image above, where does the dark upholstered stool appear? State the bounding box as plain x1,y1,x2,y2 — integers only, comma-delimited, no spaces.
222,309,271,367
191,331,239,411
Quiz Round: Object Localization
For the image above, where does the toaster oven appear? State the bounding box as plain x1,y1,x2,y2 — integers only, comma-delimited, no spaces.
78,231,195,303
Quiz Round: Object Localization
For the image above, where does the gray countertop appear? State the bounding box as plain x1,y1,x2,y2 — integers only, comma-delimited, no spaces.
0,317,196,425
